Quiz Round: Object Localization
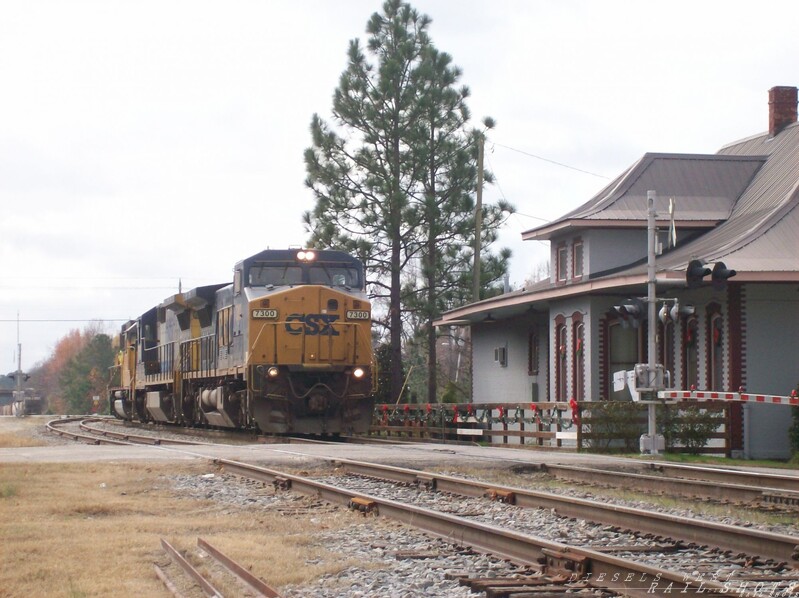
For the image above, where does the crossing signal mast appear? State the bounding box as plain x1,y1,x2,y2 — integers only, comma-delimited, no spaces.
622,194,745,454
618,192,740,454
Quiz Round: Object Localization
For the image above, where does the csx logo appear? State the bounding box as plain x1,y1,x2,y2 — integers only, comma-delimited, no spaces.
285,313,340,336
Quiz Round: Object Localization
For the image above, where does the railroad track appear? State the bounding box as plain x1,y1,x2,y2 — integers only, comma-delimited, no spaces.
217,457,799,597
43,418,799,595
46,417,201,446
157,537,281,597
47,416,799,515
326,457,799,565
539,462,799,510
306,436,799,511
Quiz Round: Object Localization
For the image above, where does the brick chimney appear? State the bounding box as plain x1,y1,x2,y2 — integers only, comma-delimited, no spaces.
768,86,798,137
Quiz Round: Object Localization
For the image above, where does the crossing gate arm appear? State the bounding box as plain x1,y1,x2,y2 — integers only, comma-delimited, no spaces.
658,390,799,406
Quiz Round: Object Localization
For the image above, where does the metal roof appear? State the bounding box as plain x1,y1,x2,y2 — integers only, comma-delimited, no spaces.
523,153,766,240
652,122,799,273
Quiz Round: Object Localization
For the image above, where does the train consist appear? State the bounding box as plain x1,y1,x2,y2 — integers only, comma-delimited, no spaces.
109,249,375,434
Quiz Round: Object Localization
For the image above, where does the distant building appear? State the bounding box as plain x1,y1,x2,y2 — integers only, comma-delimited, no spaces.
438,86,799,459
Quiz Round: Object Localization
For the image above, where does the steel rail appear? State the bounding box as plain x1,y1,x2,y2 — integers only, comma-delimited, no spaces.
216,457,735,597
645,461,799,492
46,417,201,446
78,419,200,446
46,417,131,445
160,538,223,598
332,458,799,566
542,463,799,507
197,538,282,598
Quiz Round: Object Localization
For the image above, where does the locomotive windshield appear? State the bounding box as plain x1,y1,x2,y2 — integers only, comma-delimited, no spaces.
248,261,363,289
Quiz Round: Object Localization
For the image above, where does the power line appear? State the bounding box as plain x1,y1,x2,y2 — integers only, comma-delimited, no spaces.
0,286,179,291
0,319,129,323
492,141,610,179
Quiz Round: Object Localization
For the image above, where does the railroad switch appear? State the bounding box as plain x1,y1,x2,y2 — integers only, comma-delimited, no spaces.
272,476,292,491
484,488,516,505
541,548,588,577
348,496,378,515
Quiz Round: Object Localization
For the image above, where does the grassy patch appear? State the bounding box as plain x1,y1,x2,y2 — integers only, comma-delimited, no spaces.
0,461,364,596
628,452,799,470
0,417,51,448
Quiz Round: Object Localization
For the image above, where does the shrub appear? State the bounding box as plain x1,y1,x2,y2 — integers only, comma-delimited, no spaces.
583,401,644,452
663,404,723,454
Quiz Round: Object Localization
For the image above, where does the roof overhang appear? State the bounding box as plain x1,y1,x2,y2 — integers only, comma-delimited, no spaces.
436,271,680,326
522,219,722,241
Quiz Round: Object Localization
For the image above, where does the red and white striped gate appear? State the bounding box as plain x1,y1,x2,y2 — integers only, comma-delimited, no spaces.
658,389,798,406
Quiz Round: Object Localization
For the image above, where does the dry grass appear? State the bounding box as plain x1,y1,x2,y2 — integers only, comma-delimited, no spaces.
0,461,366,597
0,416,52,448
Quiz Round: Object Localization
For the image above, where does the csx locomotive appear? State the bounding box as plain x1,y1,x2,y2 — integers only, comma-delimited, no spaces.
109,249,374,434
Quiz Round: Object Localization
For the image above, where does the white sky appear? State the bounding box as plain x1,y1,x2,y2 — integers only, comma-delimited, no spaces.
1,0,797,369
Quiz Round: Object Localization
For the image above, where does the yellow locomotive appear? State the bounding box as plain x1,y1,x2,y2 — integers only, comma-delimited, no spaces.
109,249,374,434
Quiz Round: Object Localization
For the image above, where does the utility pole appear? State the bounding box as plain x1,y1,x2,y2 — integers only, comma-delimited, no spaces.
472,134,484,302
13,312,24,417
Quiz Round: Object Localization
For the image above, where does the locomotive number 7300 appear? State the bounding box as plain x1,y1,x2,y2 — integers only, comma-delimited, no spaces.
252,309,279,319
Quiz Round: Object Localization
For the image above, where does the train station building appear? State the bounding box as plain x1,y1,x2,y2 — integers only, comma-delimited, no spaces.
437,86,799,459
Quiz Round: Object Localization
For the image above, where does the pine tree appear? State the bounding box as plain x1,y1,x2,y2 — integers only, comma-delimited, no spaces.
405,46,513,403
304,0,513,403
304,0,431,402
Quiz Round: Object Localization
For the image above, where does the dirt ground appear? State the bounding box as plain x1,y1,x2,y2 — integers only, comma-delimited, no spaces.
0,417,369,597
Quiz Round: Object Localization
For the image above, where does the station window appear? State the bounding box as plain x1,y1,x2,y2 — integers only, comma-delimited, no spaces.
572,240,584,279
556,245,568,282
572,320,585,400
555,323,567,399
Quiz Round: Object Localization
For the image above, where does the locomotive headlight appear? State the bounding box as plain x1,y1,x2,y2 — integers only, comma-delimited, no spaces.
352,367,366,379
267,366,280,378
297,250,316,262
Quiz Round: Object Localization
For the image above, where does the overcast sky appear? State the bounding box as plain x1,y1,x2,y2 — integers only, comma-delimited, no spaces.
1,0,797,370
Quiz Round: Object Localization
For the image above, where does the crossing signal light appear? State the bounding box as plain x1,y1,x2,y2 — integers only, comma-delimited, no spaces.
711,262,737,289
659,300,695,323
686,259,712,288
613,297,646,328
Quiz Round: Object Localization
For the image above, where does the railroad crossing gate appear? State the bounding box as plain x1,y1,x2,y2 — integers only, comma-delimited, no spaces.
658,390,799,406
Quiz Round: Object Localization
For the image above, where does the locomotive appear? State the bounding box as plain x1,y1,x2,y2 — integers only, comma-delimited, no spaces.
109,249,375,434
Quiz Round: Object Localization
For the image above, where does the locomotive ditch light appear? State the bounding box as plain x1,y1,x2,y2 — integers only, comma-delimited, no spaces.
352,367,366,379
267,366,280,378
